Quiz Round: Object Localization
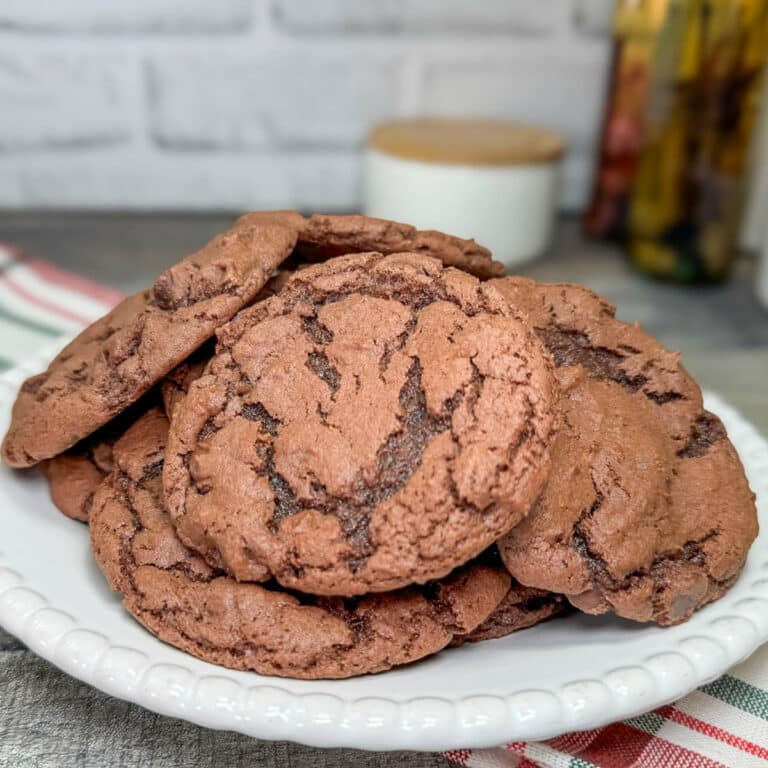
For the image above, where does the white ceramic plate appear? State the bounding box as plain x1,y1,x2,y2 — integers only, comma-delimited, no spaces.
0,344,767,752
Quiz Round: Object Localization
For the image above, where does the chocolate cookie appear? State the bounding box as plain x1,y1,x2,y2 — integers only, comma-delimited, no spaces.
41,393,160,522
296,214,505,279
453,547,567,644
454,581,566,645
42,439,114,522
161,272,293,420
494,278,758,625
90,408,511,679
164,253,557,595
2,211,303,467
161,347,213,421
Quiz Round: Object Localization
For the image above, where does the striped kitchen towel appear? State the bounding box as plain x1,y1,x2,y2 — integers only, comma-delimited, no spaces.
0,242,120,369
0,243,766,768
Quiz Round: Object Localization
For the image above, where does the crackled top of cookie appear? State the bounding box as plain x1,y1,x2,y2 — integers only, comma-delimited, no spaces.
2,212,302,467
89,409,511,679
296,214,505,280
489,277,703,442
164,253,557,596
160,272,292,421
494,278,758,625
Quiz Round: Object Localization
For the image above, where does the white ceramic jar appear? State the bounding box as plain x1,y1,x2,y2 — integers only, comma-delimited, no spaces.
364,119,564,269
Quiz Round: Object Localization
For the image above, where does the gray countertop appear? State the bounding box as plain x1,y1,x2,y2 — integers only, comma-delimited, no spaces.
0,212,766,767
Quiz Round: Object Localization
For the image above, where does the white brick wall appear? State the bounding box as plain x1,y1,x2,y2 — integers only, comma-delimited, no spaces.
0,52,135,149
273,0,565,36
0,1,252,34
148,52,403,148
0,0,616,212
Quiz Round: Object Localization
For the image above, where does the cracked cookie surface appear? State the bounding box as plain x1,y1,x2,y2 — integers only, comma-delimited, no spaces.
2,212,303,467
295,213,505,280
160,272,291,421
164,253,557,596
89,408,511,679
494,278,758,625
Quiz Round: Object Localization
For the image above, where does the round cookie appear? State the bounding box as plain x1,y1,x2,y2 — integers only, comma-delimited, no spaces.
90,408,512,679
164,253,557,596
494,277,758,625
2,211,303,467
296,213,505,279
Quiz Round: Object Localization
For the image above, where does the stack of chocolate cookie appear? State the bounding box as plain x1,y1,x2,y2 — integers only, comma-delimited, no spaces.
2,212,758,679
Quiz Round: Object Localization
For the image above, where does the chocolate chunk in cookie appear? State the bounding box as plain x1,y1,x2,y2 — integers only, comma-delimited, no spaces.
2,212,303,467
90,408,511,679
164,253,557,596
295,214,505,279
494,278,758,625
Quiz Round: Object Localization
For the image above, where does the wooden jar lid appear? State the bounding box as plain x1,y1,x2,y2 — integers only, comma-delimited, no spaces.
368,118,564,166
